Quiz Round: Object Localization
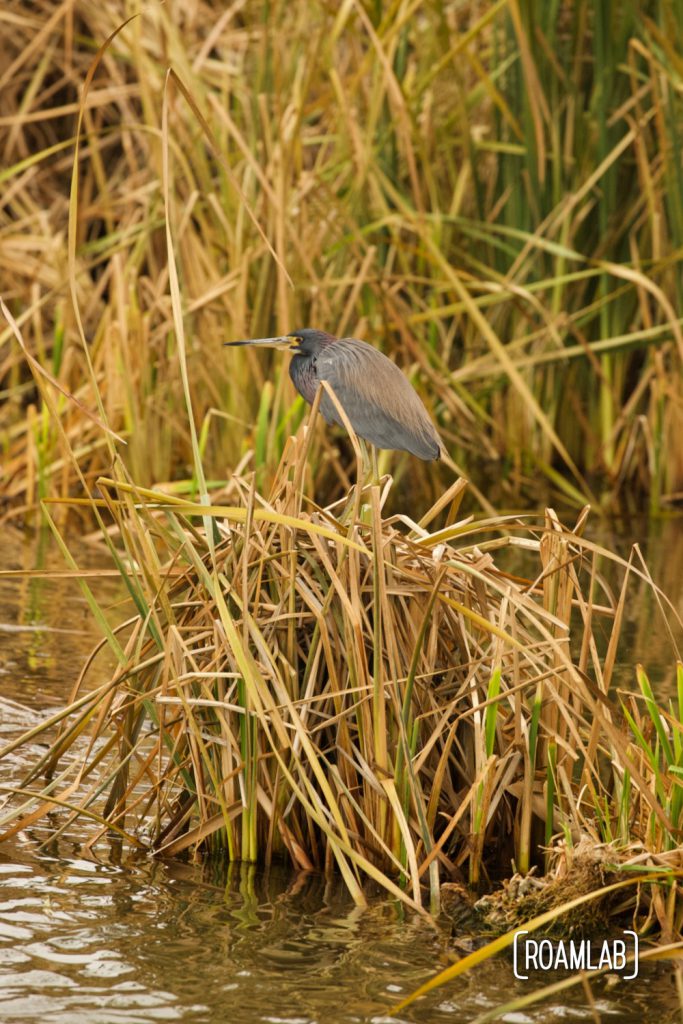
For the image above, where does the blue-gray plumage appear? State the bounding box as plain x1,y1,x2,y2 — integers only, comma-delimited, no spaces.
225,328,444,461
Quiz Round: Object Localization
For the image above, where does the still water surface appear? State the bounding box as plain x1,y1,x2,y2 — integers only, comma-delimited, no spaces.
0,520,681,1023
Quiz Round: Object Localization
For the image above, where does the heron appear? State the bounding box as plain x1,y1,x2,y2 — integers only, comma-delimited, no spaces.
225,329,445,473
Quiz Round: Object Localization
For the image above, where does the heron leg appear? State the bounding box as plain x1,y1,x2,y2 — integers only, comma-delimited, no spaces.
357,439,380,487
337,439,374,524
370,445,380,487
358,438,370,480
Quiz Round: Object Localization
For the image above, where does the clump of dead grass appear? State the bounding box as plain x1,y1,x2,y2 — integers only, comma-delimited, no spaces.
473,838,619,937
1,436,681,922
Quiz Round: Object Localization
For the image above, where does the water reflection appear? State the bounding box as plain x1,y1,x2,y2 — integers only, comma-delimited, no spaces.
0,846,679,1024
0,525,120,711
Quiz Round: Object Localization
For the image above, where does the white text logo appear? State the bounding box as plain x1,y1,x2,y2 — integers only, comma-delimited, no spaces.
512,931,639,980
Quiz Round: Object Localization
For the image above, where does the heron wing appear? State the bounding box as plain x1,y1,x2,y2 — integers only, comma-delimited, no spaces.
315,338,443,459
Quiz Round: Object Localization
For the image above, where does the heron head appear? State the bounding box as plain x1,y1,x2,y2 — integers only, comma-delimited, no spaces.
225,328,336,354
286,328,336,355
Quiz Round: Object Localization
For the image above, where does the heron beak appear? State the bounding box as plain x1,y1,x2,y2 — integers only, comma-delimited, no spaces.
225,336,299,351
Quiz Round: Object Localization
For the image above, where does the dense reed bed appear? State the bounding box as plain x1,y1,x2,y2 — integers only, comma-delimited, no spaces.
2,1,683,514
1,425,682,934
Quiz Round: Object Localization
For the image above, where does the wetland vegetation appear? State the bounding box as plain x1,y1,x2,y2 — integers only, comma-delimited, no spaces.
1,1,683,1019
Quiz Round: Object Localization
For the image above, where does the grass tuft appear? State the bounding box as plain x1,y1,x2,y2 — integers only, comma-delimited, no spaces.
1,436,681,928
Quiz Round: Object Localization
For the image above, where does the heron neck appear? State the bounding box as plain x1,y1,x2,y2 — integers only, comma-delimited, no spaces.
289,355,318,405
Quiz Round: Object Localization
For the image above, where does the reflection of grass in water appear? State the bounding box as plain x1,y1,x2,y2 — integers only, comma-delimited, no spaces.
1,2,683,512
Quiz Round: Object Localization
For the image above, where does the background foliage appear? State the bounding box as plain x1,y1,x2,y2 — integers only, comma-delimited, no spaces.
2,0,683,513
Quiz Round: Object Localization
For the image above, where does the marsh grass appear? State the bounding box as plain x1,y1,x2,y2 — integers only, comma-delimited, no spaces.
1,0,683,986
2,2,683,515
0,404,682,933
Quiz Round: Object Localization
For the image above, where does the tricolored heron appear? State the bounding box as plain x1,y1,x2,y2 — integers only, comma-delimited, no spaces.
225,329,445,467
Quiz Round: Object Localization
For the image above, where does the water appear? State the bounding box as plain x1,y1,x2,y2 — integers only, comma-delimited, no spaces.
0,847,679,1024
0,521,681,1023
